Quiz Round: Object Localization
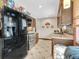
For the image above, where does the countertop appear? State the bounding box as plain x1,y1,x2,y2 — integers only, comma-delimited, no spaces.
39,33,73,40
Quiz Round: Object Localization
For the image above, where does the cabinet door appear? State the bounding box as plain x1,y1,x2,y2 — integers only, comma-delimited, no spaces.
74,18,79,45
76,27,79,43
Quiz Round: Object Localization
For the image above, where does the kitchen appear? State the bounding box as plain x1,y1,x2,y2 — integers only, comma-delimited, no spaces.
0,0,79,59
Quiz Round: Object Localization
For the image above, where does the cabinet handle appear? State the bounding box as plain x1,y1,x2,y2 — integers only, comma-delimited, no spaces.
0,19,2,30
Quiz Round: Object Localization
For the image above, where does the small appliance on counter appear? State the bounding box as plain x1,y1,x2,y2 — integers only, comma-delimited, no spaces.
54,28,61,34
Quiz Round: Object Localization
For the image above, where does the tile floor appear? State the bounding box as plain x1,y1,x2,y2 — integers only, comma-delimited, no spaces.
24,39,52,59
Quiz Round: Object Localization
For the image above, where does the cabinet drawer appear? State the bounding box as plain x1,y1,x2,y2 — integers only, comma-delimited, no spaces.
53,39,73,46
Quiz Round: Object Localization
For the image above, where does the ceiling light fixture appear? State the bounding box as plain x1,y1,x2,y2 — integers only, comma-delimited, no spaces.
39,5,43,8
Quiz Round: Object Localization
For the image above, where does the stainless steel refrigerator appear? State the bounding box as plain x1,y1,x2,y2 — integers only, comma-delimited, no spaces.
0,6,28,59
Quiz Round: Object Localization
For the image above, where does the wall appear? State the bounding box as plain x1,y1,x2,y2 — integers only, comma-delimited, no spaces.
36,18,57,37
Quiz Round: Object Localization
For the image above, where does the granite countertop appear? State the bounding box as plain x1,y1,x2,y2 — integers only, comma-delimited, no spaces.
39,33,73,40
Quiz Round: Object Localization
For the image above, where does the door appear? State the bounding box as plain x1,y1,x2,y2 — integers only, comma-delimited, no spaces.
74,18,79,45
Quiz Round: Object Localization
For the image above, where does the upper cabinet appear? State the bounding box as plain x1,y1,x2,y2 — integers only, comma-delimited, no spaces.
57,0,73,34
73,0,79,45
73,0,79,18
58,0,73,26
62,0,72,25
62,7,72,25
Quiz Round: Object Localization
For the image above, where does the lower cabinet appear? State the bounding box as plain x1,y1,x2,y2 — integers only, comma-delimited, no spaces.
27,33,36,50
0,39,3,59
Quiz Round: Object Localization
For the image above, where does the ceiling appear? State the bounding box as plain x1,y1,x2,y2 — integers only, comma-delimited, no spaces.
14,0,60,18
